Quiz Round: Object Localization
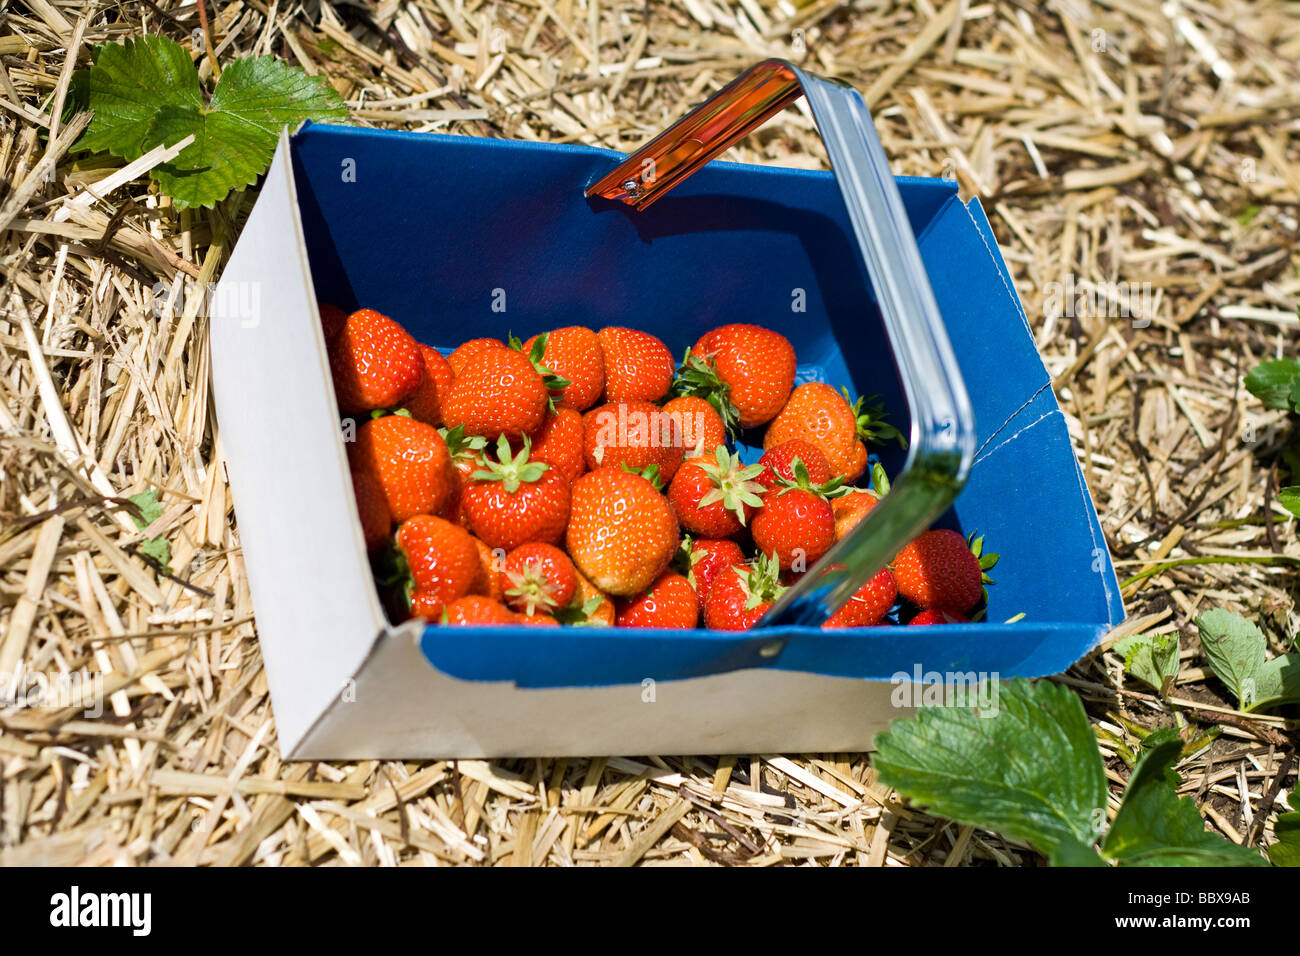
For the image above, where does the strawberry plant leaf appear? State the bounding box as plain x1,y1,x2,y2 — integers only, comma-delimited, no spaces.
1101,736,1267,866
138,536,171,568
1268,792,1300,867
78,35,346,209
1113,631,1181,697
1196,609,1266,709
873,678,1107,862
1248,653,1300,710
1277,486,1300,518
127,489,164,529
1244,358,1300,411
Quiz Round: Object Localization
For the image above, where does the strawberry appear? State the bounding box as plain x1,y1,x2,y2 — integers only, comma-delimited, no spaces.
832,489,879,540
409,589,448,620
582,400,685,480
676,536,746,605
703,552,785,630
394,514,482,612
327,309,424,415
350,465,391,551
763,383,902,483
529,407,586,484
498,542,578,616
667,446,766,537
319,302,348,341
514,610,561,626
554,571,616,627
443,345,549,440
756,439,835,494
441,595,517,626
348,414,454,523
523,326,604,410
437,425,488,527
462,436,570,551
615,571,699,628
597,327,674,403
751,488,835,571
661,395,726,457
447,337,505,376
892,529,983,612
909,608,970,625
566,466,679,596
677,324,796,430
405,344,455,426
471,536,506,600
822,567,896,628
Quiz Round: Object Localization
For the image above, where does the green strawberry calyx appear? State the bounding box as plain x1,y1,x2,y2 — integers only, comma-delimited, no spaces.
968,530,1000,607
843,387,906,449
672,347,741,438
553,594,610,627
740,551,786,611
696,447,766,525
508,332,572,411
471,435,549,493
439,424,488,466
621,461,665,492
503,558,563,616
870,461,891,496
773,457,852,500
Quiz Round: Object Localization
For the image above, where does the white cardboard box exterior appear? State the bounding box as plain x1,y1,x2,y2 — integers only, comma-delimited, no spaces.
210,133,909,759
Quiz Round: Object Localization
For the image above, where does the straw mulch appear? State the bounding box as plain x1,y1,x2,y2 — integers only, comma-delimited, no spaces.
0,0,1296,866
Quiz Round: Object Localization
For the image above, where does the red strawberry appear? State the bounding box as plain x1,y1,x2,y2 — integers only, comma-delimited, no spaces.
348,414,454,523
582,400,685,481
394,514,482,617
833,489,879,540
462,436,570,551
529,407,586,484
523,326,605,411
328,309,424,415
677,536,746,605
350,465,391,551
409,589,447,620
405,345,455,426
822,568,896,628
443,346,549,440
667,446,766,537
448,337,505,376
615,571,699,628
756,439,834,493
678,324,796,430
892,529,983,612
661,395,726,457
910,608,970,625
471,536,506,600
554,571,616,627
764,383,902,483
597,327,674,403
437,425,488,527
751,488,835,571
703,552,785,630
498,542,578,616
566,466,679,596
441,595,517,626
514,610,561,626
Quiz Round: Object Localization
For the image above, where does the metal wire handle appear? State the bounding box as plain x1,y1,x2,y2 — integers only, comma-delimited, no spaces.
587,59,976,628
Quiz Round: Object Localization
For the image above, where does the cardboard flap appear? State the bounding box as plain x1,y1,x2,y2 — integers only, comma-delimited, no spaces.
209,133,387,754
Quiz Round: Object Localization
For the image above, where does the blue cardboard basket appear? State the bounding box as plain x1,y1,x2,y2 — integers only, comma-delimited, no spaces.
292,122,1123,688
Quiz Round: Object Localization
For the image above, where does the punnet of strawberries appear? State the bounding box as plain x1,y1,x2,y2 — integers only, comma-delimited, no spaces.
324,305,999,629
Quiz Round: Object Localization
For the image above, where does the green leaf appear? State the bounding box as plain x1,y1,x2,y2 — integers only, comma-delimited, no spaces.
78,35,347,208
127,489,163,530
873,678,1107,861
1196,609,1266,709
1101,737,1267,866
138,536,171,568
1244,358,1300,411
1277,486,1300,518
1268,792,1300,867
1249,653,1300,710
1113,631,1181,696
